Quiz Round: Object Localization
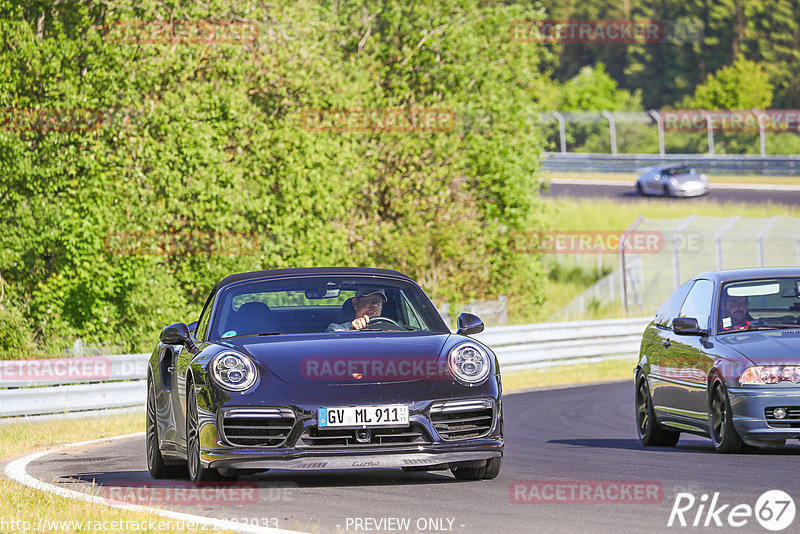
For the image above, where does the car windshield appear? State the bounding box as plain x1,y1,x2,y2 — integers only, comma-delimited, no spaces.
663,166,691,177
718,278,800,333
208,275,448,339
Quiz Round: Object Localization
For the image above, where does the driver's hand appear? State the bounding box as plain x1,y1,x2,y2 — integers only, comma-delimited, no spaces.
351,315,370,330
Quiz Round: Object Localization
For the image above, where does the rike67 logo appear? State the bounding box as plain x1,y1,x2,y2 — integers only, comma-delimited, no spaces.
669,490,795,531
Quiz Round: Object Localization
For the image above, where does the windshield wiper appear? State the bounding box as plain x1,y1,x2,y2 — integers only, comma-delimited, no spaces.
722,324,799,333
222,332,284,339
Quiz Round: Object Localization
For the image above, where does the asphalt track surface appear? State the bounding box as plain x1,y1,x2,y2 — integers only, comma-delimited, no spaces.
21,381,800,533
545,181,800,205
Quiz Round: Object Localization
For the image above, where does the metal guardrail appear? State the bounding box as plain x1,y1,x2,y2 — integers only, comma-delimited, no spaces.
0,381,146,418
541,153,800,176
0,353,149,388
0,317,652,418
475,316,651,371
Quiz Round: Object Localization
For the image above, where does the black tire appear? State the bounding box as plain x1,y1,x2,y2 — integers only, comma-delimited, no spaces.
635,372,680,447
146,378,185,479
450,457,502,480
186,384,233,483
709,379,747,453
662,184,672,197
636,182,644,196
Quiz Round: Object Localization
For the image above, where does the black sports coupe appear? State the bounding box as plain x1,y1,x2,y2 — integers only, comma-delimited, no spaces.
147,267,503,482
636,267,800,453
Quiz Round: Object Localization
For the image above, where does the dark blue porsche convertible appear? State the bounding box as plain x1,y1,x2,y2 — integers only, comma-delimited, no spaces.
147,267,503,482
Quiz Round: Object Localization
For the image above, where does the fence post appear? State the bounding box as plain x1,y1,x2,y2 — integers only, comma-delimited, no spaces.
648,109,665,156
758,216,780,266
673,215,696,289
752,109,767,156
552,111,567,154
601,111,617,155
700,110,715,155
715,216,739,270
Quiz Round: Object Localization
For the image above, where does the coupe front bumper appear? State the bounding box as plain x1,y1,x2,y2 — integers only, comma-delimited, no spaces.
197,396,504,471
729,386,800,441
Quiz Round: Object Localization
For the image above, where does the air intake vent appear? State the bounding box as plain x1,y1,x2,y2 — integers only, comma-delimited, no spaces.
430,399,494,440
220,408,295,447
297,424,430,448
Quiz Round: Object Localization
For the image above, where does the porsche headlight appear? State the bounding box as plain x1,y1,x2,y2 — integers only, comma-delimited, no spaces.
670,177,678,186
740,365,800,385
210,351,257,391
448,342,491,386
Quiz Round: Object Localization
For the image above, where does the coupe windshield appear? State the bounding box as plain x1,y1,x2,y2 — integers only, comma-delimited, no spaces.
208,276,448,339
718,278,800,332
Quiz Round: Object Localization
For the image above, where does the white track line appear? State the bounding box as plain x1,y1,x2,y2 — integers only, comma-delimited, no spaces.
546,177,800,191
3,432,307,534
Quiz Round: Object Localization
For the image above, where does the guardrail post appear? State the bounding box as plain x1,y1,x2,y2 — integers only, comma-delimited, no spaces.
601,111,617,155
552,111,567,154
648,110,665,156
758,216,780,266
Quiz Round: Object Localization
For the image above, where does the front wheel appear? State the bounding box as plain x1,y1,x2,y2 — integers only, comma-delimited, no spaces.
635,372,680,447
709,379,747,453
147,378,185,479
450,457,502,480
186,385,233,483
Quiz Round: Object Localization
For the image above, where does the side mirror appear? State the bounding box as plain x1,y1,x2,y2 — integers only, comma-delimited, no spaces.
457,313,484,336
160,322,198,352
673,317,706,336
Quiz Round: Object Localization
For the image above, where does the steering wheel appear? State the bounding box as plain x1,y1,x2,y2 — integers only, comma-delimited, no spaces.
361,316,406,331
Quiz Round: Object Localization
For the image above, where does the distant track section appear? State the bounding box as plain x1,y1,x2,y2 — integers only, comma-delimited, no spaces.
541,153,800,176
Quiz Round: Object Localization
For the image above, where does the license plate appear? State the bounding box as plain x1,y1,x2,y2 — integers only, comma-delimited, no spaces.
318,404,409,429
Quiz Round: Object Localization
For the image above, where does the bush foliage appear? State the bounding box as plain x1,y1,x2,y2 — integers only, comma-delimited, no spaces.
0,1,553,354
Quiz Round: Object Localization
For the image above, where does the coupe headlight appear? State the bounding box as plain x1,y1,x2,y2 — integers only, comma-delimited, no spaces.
448,342,491,386
670,177,678,186
740,365,800,385
210,351,257,391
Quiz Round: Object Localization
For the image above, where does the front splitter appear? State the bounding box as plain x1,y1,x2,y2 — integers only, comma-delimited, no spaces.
207,450,501,471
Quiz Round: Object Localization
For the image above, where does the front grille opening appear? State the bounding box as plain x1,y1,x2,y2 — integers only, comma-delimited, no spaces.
221,408,295,447
764,406,800,428
297,424,430,448
430,399,494,440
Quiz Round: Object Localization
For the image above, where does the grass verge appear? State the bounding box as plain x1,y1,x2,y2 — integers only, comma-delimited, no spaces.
0,411,237,533
502,358,635,393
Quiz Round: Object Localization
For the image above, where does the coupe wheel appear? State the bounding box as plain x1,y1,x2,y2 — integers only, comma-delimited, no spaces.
450,457,502,480
709,379,746,453
662,184,672,197
635,373,679,447
186,384,232,483
146,378,185,479
636,182,644,196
